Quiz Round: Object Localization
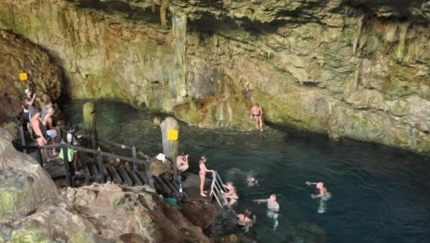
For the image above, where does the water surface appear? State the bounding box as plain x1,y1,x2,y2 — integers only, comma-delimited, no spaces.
61,99,430,243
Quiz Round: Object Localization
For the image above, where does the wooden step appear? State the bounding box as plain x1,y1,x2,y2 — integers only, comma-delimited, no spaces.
117,167,133,186
106,165,123,184
152,176,172,196
127,170,145,186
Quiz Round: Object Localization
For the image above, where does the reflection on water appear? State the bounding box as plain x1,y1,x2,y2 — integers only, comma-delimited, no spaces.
61,99,430,243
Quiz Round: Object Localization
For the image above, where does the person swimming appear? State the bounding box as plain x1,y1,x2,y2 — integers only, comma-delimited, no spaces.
237,208,256,233
253,194,280,230
246,175,259,187
306,181,332,213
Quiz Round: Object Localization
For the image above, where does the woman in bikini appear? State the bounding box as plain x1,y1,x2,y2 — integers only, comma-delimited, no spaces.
199,155,214,197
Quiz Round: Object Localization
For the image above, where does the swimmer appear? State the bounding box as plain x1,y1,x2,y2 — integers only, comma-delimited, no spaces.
237,208,256,233
246,175,259,187
306,181,332,213
253,194,280,230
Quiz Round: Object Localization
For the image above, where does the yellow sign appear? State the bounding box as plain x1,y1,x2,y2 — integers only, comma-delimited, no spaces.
167,129,179,141
19,72,28,81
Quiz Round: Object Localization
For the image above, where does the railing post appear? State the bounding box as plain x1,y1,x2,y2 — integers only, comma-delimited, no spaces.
35,147,43,167
98,152,105,183
91,135,97,160
132,145,137,171
145,160,154,188
62,143,73,187
18,123,27,154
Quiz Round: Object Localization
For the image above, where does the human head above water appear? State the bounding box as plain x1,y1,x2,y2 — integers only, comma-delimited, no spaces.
269,194,276,200
200,155,207,162
316,182,324,189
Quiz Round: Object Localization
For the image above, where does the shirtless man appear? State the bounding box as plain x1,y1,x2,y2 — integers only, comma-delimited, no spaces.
250,103,263,131
306,181,332,213
176,151,189,173
254,194,280,230
30,109,48,161
41,100,58,155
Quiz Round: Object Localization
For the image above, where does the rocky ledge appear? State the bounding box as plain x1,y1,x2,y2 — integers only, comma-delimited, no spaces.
0,127,215,243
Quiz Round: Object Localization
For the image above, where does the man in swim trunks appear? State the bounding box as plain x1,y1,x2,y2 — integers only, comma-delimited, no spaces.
30,109,49,162
254,194,280,230
306,181,332,213
250,103,263,131
41,100,58,155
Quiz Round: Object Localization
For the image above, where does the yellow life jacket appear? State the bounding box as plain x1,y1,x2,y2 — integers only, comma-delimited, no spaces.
59,147,74,162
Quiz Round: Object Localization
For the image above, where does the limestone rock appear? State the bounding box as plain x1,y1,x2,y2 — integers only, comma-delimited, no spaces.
0,128,58,220
0,29,62,124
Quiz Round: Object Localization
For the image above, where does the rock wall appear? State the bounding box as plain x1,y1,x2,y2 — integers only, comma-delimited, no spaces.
0,29,62,123
1,0,430,153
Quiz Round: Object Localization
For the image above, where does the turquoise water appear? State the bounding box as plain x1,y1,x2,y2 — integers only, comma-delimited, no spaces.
61,99,430,243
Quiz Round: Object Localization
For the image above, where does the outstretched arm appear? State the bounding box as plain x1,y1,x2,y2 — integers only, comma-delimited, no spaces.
253,199,267,204
305,181,317,186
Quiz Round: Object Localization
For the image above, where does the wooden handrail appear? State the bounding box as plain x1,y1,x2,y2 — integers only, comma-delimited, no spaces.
14,143,154,188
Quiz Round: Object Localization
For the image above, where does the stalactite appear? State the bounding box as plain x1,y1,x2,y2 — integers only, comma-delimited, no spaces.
151,0,155,13
352,15,365,56
160,0,168,28
395,22,410,62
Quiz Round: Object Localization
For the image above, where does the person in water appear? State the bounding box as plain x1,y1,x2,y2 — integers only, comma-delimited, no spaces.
222,181,239,206
253,194,280,230
237,208,256,233
199,155,214,197
246,175,259,187
306,181,332,213
250,103,264,131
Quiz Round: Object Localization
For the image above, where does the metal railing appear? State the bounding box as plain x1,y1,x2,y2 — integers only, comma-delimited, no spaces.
209,171,227,208
14,141,154,189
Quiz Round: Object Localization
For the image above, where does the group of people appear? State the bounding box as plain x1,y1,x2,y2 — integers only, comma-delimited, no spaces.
22,88,58,161
175,151,332,232
21,88,83,174
236,181,331,233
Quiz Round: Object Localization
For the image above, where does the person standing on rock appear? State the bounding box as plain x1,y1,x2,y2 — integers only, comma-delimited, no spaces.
199,155,214,197
250,103,264,131
22,88,36,139
41,100,58,155
30,108,48,161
